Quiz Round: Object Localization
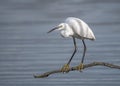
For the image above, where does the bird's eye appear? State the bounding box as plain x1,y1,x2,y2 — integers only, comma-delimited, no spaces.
59,25,63,28
61,25,63,28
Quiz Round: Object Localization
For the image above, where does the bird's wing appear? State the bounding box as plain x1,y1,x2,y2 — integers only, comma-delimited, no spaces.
65,17,95,40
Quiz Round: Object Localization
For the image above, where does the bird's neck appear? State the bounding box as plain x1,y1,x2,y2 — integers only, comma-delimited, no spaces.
60,24,73,38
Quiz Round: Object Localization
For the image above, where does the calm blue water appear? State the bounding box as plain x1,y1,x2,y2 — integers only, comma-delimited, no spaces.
0,0,120,86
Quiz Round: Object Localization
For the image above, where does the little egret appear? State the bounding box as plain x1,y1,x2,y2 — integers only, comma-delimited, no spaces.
48,17,95,73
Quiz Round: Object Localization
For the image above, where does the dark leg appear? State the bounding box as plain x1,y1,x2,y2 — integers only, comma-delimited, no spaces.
81,40,87,63
67,37,77,65
77,40,87,71
61,37,77,73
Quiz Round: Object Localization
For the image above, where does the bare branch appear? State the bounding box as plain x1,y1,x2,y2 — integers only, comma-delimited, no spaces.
34,62,120,78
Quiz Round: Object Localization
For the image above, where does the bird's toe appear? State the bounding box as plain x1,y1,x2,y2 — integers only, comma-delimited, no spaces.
76,63,84,72
61,64,70,73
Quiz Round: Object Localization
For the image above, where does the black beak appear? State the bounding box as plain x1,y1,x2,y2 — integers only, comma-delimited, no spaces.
47,25,62,33
47,27,59,33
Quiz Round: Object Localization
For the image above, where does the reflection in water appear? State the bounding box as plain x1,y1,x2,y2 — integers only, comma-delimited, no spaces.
0,0,120,86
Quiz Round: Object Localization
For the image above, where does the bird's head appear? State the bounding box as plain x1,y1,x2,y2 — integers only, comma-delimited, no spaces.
47,23,65,33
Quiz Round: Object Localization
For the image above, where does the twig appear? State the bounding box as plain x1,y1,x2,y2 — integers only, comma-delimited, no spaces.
34,62,120,78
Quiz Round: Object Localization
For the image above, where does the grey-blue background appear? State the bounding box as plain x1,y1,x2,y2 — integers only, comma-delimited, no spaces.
0,0,120,86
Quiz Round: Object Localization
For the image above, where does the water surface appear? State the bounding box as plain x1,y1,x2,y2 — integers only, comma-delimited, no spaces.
0,0,120,86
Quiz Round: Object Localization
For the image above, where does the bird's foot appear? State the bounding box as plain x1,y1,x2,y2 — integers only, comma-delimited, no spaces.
61,64,70,73
76,63,84,72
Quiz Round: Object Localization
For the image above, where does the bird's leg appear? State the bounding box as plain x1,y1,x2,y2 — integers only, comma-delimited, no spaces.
61,37,77,73
77,40,86,72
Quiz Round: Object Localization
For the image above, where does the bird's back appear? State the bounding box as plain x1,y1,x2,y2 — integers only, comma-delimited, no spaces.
65,17,95,40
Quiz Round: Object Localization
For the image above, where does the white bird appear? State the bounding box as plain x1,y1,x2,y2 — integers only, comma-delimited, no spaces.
48,17,95,73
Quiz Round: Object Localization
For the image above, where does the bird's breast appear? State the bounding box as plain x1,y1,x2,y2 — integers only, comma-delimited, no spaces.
60,29,73,38
60,30,68,38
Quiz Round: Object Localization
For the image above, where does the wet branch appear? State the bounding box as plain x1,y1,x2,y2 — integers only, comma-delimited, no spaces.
34,62,120,78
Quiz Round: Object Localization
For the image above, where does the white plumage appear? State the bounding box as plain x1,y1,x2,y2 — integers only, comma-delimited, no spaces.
65,17,95,40
48,17,95,72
